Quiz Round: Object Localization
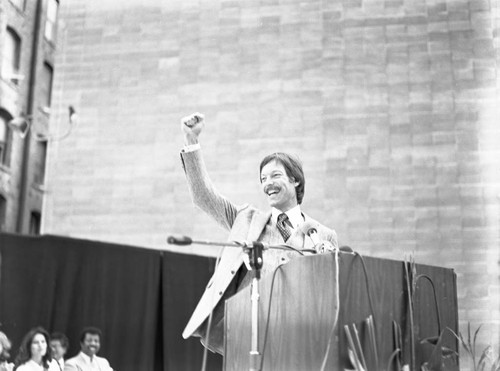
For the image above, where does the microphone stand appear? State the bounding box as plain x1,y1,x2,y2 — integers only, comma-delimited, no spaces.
247,241,264,371
167,235,284,371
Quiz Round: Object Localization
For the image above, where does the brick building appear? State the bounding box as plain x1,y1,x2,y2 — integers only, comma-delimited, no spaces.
0,0,60,234
37,0,500,361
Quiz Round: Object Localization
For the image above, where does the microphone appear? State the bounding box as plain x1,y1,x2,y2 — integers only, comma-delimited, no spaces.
299,220,321,246
166,235,259,249
299,221,337,254
166,235,193,245
165,235,306,257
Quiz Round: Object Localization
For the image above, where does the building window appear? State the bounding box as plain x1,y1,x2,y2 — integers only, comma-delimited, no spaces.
29,211,41,235
2,27,22,84
44,0,59,42
40,62,54,108
0,195,6,232
0,110,13,167
33,140,47,185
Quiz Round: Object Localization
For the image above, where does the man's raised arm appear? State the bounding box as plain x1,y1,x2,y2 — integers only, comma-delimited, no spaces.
179,113,238,231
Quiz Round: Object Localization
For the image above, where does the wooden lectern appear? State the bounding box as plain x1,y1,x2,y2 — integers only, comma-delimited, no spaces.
224,253,458,371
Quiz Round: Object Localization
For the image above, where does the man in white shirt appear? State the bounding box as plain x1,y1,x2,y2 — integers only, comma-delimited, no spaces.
49,333,68,371
64,328,113,371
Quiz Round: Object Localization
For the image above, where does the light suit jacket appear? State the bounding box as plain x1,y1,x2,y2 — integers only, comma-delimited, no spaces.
64,352,112,371
181,149,338,339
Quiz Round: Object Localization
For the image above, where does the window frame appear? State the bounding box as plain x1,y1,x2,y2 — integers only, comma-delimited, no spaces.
29,210,42,235
40,62,54,109
33,140,48,185
2,27,22,85
0,109,14,167
0,194,7,232
44,0,59,43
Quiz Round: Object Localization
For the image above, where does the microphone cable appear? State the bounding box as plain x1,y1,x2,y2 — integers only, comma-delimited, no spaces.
352,251,379,367
318,249,379,371
281,244,304,255
234,241,308,256
319,249,340,371
323,251,378,371
259,262,286,371
259,251,342,371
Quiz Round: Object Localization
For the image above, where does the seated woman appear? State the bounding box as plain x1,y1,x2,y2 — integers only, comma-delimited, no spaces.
0,331,14,371
14,327,57,371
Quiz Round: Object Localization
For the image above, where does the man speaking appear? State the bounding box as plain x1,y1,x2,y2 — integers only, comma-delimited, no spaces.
179,112,338,354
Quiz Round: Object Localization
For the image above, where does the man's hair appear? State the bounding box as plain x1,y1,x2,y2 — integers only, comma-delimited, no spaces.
51,332,69,349
79,327,102,343
259,152,305,204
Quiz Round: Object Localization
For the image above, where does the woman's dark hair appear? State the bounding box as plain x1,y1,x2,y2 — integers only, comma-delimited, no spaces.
0,331,12,362
14,327,52,369
259,152,305,204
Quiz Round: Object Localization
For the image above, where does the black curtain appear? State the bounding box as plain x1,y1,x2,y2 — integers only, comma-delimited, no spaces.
337,254,458,370
0,233,223,371
162,251,222,371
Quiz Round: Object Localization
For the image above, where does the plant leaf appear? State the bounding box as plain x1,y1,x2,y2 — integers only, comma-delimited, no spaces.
441,346,459,358
473,324,483,350
425,331,445,371
490,356,500,371
386,348,400,371
347,348,366,371
421,336,440,346
467,322,472,354
478,345,492,368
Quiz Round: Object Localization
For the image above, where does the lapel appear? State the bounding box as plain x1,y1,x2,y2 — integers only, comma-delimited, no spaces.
247,209,271,241
78,352,99,368
286,224,307,250
77,353,85,365
75,353,86,369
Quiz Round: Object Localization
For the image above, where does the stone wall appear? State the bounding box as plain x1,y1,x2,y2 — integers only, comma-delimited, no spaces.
44,0,499,355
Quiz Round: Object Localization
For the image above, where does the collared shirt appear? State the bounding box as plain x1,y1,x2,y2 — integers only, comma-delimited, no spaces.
16,360,43,371
78,352,103,371
182,143,201,153
16,359,59,371
271,205,304,230
51,358,64,371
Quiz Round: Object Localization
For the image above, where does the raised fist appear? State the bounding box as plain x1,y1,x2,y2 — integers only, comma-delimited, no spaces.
181,112,205,145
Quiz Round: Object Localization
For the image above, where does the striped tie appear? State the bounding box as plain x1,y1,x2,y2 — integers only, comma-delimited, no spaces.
277,213,292,242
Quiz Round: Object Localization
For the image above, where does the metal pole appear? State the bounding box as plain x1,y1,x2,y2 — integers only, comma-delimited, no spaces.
249,274,262,371
17,0,43,233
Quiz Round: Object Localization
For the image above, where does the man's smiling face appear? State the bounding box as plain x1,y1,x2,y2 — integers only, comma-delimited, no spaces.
81,333,100,358
260,160,299,212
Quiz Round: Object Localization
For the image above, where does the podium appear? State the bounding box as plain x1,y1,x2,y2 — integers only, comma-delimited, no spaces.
224,253,458,371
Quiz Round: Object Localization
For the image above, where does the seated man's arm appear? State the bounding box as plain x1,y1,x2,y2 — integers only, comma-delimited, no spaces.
63,360,78,371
